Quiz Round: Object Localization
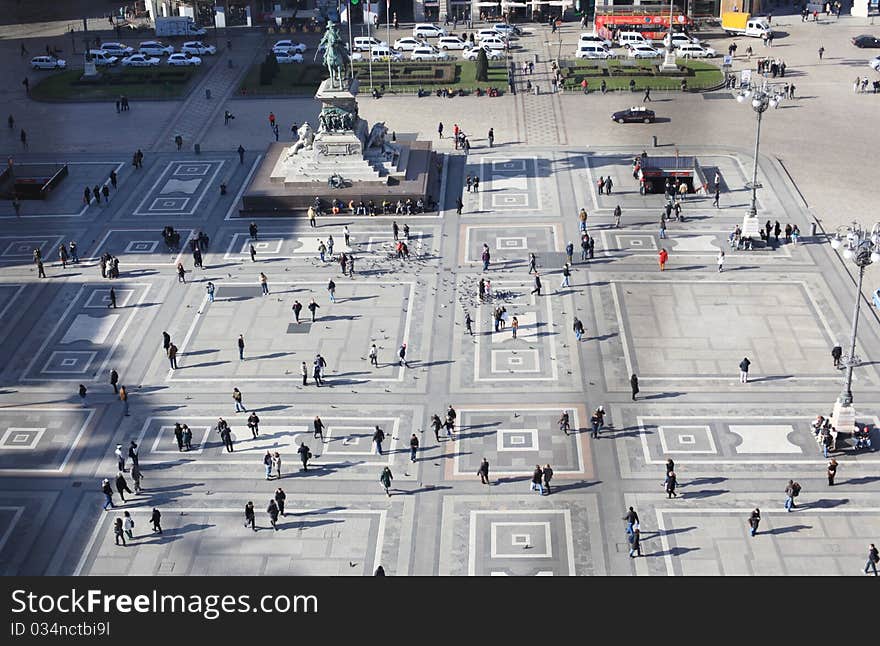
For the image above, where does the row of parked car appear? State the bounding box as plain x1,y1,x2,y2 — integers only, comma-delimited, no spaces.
575,31,716,60
30,40,216,70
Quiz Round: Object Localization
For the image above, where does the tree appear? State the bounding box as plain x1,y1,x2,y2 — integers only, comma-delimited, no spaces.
475,48,489,83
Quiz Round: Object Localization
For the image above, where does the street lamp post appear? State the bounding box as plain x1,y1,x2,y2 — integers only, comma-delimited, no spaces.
828,223,880,433
735,79,785,238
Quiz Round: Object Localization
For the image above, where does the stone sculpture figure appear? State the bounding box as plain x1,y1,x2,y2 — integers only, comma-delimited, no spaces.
366,122,388,149
318,22,350,90
289,122,315,156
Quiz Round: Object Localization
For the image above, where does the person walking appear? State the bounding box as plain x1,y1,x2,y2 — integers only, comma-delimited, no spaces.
182,424,193,451
380,466,393,497
267,498,280,531
713,186,721,208
831,344,842,369
237,334,245,360
559,262,571,289
247,411,260,438
531,273,542,296
478,458,490,485
487,127,494,148
629,526,642,557
658,248,668,271
244,501,256,531
407,433,419,462
259,272,269,295
630,373,640,401
665,471,678,498
120,385,129,416
218,418,234,452
739,357,751,383
232,387,245,413
108,287,117,309
298,441,311,471
274,487,286,516
110,369,119,394
398,343,407,367
115,471,133,502
748,508,761,536
151,508,162,533
717,250,725,272
327,278,336,303
122,510,135,541
827,458,838,486
438,122,444,139
431,414,443,443
866,544,880,575
530,465,544,495
624,507,639,537
114,517,126,546
174,423,184,451
114,443,126,472
271,451,282,479
101,479,114,510
372,425,385,455
308,298,320,322
542,464,554,495
818,45,824,60
263,450,273,480
784,479,800,511
238,145,246,164
369,343,379,367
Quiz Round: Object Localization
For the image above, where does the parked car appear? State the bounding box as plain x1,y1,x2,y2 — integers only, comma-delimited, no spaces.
576,44,613,59
628,44,662,58
138,41,174,56
121,54,161,67
370,45,403,62
410,46,450,61
98,42,134,56
676,43,717,58
181,41,216,55
353,36,384,52
412,23,447,38
88,50,119,66
272,39,307,54
852,34,880,48
617,32,653,47
492,23,522,37
393,37,423,51
579,32,613,48
479,36,507,51
30,55,66,70
166,52,201,66
274,51,304,64
611,106,656,123
437,36,467,50
462,45,503,61
662,32,699,48
476,28,506,42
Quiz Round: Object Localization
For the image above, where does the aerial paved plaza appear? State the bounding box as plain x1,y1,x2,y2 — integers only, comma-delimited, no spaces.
1,4,880,578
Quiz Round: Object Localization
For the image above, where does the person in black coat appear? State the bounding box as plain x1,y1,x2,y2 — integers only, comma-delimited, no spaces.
115,472,132,502
630,374,640,401
267,499,279,531
244,501,256,531
666,471,678,498
629,527,641,557
151,508,162,534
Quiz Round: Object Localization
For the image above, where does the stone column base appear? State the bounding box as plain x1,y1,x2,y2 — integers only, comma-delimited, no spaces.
830,399,857,435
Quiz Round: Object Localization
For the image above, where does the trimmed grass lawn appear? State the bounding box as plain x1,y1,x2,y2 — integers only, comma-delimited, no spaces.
238,60,510,96
31,66,200,101
562,58,724,92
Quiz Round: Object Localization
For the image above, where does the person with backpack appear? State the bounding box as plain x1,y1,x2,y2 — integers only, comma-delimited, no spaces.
784,479,800,511
865,544,880,576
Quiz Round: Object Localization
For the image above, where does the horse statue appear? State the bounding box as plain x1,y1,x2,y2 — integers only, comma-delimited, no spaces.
317,22,350,90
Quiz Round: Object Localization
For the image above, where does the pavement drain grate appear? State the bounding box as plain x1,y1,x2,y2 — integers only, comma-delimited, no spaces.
157,561,175,574
287,323,312,334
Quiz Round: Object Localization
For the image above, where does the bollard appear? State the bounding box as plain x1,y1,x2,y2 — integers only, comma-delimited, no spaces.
810,221,817,237
652,135,658,148
205,88,211,100
194,143,201,154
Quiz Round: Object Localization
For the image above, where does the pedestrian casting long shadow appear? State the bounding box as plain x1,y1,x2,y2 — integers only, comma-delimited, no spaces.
600,425,649,439
552,479,601,493
139,458,197,471
410,359,454,369
434,449,472,461
764,524,812,536
642,525,696,539
748,375,794,383
681,477,727,487
181,348,219,357
344,295,379,302
258,404,291,412
291,506,346,516
397,484,453,495
250,351,295,360
134,523,215,545
276,518,343,531
843,476,880,486
801,498,849,509
177,360,230,369
639,392,685,400
140,482,203,494
648,546,700,558
681,488,728,499
320,314,362,322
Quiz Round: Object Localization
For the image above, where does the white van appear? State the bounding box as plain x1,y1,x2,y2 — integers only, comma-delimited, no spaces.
370,45,402,62
617,31,652,47
353,36,384,52
88,50,119,66
576,43,612,59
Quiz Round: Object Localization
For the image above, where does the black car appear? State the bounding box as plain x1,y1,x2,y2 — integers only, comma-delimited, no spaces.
611,106,656,124
852,35,880,48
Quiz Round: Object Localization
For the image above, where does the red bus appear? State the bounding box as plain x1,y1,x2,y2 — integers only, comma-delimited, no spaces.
595,8,694,43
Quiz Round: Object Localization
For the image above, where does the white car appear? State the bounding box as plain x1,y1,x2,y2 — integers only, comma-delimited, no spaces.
98,42,134,56
412,23,447,38
675,43,716,58
121,54,161,67
30,55,66,70
437,36,467,50
272,39,307,54
274,51,304,64
492,23,522,38
138,41,174,56
869,56,880,72
662,32,699,48
476,28,506,42
394,37,423,51
410,46,450,61
88,50,119,66
576,44,613,60
478,36,507,51
181,41,216,55
578,32,613,48
166,53,201,66
628,44,661,58
462,45,503,61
